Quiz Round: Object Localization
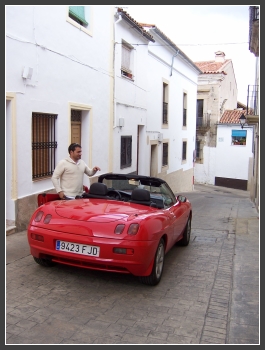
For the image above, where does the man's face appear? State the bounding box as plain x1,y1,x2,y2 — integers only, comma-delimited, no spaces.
70,147,82,162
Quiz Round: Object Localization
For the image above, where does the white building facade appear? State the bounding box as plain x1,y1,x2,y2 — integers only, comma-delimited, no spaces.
6,6,201,232
194,51,238,185
6,5,114,231
140,25,201,193
216,124,254,190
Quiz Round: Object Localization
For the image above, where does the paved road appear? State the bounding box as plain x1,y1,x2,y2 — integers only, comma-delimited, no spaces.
6,184,259,344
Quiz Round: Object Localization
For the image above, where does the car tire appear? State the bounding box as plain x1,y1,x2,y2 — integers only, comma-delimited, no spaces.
138,238,165,286
178,216,191,246
33,256,56,267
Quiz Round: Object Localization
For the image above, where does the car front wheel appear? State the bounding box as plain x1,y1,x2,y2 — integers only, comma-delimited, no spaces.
138,238,165,286
178,216,191,246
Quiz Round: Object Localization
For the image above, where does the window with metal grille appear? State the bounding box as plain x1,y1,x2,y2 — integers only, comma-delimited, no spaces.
162,142,168,166
183,93,187,126
121,136,132,168
32,113,57,180
182,141,187,161
71,109,82,122
162,83,168,124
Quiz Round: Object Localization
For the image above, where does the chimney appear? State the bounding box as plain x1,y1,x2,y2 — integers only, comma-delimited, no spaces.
215,51,226,62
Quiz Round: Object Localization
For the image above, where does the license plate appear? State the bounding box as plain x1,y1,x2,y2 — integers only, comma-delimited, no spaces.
56,240,100,257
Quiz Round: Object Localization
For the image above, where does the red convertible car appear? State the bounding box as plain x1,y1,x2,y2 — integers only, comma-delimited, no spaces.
27,173,192,285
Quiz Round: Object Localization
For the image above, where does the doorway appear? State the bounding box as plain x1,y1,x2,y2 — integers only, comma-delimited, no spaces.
150,144,158,177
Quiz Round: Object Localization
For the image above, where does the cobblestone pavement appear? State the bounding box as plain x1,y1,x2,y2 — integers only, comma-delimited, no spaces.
6,184,259,344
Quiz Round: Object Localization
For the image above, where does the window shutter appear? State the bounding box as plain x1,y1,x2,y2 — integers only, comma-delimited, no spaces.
122,45,131,72
69,6,88,25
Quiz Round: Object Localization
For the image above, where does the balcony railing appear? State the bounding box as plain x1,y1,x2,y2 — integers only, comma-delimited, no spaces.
247,85,259,116
196,113,210,128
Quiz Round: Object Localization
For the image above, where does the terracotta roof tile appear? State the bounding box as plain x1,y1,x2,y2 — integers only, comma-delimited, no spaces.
219,110,247,124
116,8,155,42
194,60,231,75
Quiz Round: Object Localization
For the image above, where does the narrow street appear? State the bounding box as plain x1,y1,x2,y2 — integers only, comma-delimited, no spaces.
6,184,259,344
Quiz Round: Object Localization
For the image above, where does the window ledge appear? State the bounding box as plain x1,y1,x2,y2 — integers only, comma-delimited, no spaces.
66,17,92,37
121,75,134,82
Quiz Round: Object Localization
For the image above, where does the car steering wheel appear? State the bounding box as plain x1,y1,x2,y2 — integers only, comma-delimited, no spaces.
107,190,122,200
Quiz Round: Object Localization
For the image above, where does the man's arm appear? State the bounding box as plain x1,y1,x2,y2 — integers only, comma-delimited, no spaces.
84,165,101,177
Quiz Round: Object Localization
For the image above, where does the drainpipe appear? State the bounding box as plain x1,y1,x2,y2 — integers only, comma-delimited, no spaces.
170,50,179,76
113,13,123,128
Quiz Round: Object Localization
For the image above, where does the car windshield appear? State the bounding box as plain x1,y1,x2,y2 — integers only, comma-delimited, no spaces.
102,177,176,208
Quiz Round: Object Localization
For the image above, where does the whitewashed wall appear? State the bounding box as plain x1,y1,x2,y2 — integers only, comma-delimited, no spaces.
194,147,217,185
6,5,114,226
145,32,199,185
112,16,150,174
195,58,238,185
6,5,113,196
215,125,254,180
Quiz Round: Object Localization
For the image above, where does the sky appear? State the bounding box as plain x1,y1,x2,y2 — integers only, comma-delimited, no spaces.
118,5,258,104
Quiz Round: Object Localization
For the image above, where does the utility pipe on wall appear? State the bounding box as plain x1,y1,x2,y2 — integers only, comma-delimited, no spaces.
170,50,179,76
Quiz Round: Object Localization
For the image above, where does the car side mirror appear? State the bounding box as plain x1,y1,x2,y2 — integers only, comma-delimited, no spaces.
177,195,187,203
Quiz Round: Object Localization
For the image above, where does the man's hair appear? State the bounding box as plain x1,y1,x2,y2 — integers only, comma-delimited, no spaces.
68,143,81,154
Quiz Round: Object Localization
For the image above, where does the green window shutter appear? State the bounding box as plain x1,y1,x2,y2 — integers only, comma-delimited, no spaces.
69,6,88,25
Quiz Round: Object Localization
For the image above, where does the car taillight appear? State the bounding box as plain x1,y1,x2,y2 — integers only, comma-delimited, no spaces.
31,233,44,242
113,248,134,255
128,223,139,235
34,211,44,222
114,224,125,234
44,214,52,224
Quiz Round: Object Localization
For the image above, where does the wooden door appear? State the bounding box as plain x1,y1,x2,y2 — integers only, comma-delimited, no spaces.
71,122,81,144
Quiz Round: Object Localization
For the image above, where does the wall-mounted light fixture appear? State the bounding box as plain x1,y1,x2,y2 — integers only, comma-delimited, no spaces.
239,113,247,129
22,67,33,80
119,118,124,128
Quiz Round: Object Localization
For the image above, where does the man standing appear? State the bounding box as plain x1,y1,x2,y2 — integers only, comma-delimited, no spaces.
51,143,101,199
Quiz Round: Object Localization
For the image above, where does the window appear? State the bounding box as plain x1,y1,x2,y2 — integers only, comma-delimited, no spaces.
162,83,168,124
121,136,132,168
196,99,203,126
162,142,168,166
121,42,133,79
196,140,200,159
182,141,187,161
183,93,187,127
232,130,247,145
32,113,57,180
69,6,88,26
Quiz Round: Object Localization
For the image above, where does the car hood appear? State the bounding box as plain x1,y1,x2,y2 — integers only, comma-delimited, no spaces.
54,199,151,222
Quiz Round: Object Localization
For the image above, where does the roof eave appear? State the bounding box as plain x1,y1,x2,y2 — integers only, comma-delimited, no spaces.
149,27,202,74
117,10,155,42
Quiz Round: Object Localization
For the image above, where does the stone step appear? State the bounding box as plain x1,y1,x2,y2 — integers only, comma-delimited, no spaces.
6,226,16,236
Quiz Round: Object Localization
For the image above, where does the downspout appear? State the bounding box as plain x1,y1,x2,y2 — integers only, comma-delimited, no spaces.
170,50,179,76
113,13,123,128
108,11,122,173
